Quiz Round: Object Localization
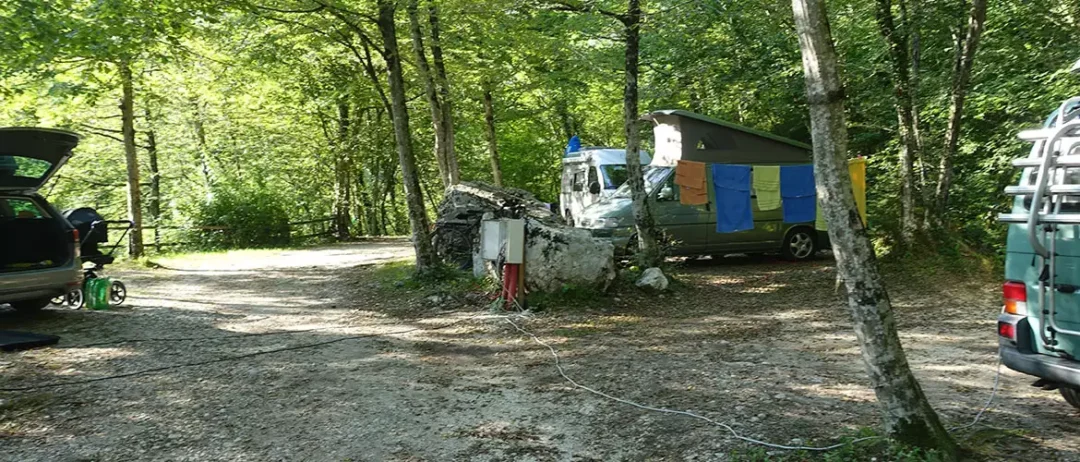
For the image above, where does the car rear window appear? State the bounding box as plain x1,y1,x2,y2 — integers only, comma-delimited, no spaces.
0,197,48,219
0,156,52,182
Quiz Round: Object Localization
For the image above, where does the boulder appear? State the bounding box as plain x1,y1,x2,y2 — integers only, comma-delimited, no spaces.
635,267,669,292
523,218,616,293
433,182,616,293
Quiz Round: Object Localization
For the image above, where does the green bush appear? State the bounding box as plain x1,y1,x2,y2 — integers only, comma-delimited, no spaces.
190,188,291,249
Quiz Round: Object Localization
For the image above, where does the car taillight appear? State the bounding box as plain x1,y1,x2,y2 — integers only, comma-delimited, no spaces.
71,229,81,258
998,320,1017,341
1003,281,1027,315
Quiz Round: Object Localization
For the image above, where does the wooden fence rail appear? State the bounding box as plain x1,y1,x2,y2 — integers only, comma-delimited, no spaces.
138,217,337,251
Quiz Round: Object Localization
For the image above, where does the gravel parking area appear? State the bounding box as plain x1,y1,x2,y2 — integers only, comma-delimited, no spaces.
1,241,1077,461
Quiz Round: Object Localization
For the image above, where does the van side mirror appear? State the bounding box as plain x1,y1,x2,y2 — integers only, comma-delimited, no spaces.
658,185,675,201
589,182,602,195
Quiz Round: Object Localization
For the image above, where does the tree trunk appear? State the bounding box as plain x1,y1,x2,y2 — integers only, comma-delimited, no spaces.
334,101,353,240
144,107,161,249
118,59,144,258
791,0,958,457
428,0,459,185
623,0,662,267
407,0,451,188
190,99,214,193
936,0,986,219
483,87,504,187
875,0,919,247
378,0,437,272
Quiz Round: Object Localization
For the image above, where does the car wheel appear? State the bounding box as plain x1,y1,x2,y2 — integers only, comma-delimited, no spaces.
10,297,52,313
110,281,127,305
782,228,817,261
1062,386,1080,410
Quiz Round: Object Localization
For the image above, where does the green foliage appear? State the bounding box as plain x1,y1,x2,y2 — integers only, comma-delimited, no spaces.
189,187,291,250
1,0,1077,257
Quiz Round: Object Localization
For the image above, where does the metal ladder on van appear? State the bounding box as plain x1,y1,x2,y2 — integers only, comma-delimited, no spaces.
1000,97,1080,351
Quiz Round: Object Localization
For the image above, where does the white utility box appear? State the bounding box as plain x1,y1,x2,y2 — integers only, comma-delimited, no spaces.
479,218,525,264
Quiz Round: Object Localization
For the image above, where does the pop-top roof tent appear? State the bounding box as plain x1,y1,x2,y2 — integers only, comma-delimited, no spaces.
641,109,811,166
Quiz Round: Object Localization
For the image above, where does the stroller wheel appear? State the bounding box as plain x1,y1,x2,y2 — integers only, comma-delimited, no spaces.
110,281,127,305
68,289,85,309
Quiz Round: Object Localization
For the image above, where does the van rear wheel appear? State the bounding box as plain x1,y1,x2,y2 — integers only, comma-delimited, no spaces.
1062,386,1080,410
782,228,817,261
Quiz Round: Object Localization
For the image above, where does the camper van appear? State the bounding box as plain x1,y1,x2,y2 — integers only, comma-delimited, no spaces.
560,147,650,226
998,92,1080,410
576,110,828,260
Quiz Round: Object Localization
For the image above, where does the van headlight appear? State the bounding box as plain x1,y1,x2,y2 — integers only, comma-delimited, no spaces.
584,217,624,228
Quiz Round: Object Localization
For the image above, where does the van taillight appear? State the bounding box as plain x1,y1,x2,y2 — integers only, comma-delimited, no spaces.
71,229,79,243
1003,281,1027,315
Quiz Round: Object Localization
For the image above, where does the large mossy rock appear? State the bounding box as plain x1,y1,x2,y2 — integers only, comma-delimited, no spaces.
434,182,616,293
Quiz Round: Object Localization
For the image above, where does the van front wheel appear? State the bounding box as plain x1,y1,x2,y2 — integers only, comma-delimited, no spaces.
782,228,817,261
1062,386,1080,410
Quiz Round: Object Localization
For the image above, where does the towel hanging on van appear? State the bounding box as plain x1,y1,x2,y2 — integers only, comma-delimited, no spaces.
780,165,816,223
675,160,709,205
712,164,753,233
752,165,781,211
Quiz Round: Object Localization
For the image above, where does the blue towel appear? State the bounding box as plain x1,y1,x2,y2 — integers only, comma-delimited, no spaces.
780,165,816,223
712,164,753,233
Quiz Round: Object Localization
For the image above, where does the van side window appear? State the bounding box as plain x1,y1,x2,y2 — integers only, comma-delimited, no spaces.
656,173,678,202
572,172,584,191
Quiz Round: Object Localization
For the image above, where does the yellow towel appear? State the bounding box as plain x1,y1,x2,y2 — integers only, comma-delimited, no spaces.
752,165,781,211
816,158,869,231
849,158,868,226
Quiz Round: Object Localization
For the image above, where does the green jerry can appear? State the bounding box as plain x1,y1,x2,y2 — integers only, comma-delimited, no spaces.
85,278,112,310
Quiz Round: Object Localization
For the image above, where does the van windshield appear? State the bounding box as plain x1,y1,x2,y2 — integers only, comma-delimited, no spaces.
612,166,671,198
600,165,628,189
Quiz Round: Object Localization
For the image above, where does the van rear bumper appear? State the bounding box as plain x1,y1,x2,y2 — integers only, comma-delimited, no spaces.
1000,341,1080,388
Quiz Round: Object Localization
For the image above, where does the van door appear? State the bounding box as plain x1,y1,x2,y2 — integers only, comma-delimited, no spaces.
652,170,712,255
706,167,785,254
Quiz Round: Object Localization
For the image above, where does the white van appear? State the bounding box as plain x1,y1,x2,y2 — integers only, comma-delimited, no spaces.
560,147,650,226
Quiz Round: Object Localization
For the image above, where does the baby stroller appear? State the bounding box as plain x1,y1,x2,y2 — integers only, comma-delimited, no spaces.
51,208,133,308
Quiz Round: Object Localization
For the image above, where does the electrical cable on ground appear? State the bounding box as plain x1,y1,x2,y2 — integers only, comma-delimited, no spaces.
0,315,485,393
501,313,879,452
948,358,1003,433
66,325,345,348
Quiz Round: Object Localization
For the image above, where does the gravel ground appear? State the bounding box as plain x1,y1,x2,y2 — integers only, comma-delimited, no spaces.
0,240,1078,461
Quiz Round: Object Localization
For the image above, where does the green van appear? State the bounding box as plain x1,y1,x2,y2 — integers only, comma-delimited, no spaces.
577,110,824,260
998,97,1080,409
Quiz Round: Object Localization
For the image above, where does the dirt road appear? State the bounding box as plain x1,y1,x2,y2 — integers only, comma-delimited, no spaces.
1,241,1077,461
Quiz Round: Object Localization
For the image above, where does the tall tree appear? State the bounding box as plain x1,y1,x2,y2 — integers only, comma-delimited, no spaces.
333,101,353,240
119,59,145,257
427,0,459,185
144,106,162,248
791,0,958,456
407,0,453,188
935,0,987,219
483,86,504,187
622,0,661,267
377,0,437,272
875,0,920,247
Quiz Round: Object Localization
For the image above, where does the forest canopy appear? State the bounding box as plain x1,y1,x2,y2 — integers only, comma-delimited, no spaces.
1,0,1077,255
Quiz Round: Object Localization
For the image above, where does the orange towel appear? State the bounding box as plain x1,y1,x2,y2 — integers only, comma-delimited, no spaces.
676,161,709,205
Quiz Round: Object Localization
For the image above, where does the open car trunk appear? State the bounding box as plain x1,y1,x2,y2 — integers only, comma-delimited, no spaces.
0,199,72,273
